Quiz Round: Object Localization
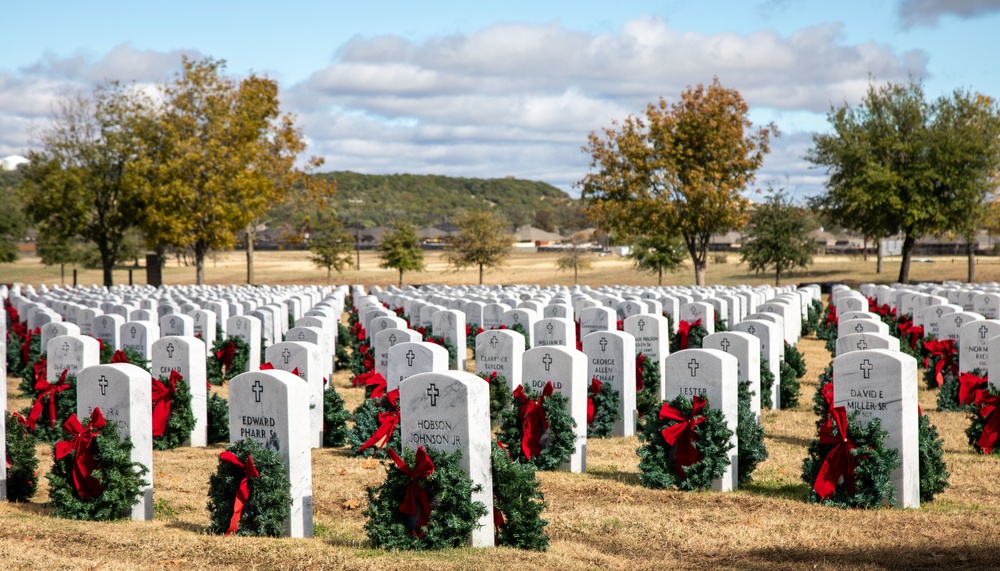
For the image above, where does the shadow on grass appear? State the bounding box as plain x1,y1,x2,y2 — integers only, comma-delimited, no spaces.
767,433,815,448
7,501,54,518
166,520,208,534
585,465,642,486
728,545,996,571
741,479,810,502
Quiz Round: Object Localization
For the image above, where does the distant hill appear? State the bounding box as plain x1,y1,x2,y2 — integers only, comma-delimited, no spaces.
313,171,587,232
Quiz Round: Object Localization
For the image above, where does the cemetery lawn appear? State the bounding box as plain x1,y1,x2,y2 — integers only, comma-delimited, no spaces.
8,250,1000,289
3,331,999,570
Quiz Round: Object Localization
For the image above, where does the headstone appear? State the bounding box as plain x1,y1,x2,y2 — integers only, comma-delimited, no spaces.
733,319,782,409
77,363,153,520
958,319,1000,374
703,332,761,422
838,318,889,338
662,349,739,491
46,335,100,382
386,341,449,392
120,321,158,362
836,333,900,356
832,349,919,508
475,329,525,393
624,314,669,401
373,328,422,381
265,341,325,448
680,302,715,334
533,317,575,348
582,330,636,437
399,371,494,547
151,336,208,447
431,309,467,370
923,304,961,339
191,309,217,357
93,314,125,351
521,346,587,472
229,370,313,537
227,315,262,371
159,314,194,337
578,306,615,339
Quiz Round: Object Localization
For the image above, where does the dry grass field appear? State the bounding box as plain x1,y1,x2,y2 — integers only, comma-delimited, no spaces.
2,251,1000,570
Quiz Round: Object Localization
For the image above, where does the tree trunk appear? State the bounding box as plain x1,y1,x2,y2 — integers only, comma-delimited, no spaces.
60,263,65,286
694,260,706,286
863,237,868,262
876,240,883,274
195,242,207,285
775,265,781,287
897,234,916,284
479,263,484,285
327,266,331,286
968,239,976,283
398,268,404,287
245,225,255,285
658,267,663,286
573,263,578,285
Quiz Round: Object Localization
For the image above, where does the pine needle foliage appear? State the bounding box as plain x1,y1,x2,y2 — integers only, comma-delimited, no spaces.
206,439,291,537
491,442,548,551
497,389,576,471
323,386,352,447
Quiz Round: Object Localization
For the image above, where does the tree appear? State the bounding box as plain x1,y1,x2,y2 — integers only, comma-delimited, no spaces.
627,232,687,285
555,232,594,285
308,211,353,285
445,210,512,285
0,170,27,264
21,82,153,286
377,222,425,287
580,78,776,285
739,190,817,286
807,79,1000,283
35,228,85,285
143,56,312,285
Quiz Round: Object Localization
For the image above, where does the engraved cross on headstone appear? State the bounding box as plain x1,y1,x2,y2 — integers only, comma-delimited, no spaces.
166,343,175,358
61,341,69,356
388,333,397,346
281,348,291,364
860,359,874,379
98,375,108,396
427,383,440,406
546,322,554,335
855,323,864,333
490,335,499,349
170,317,176,328
405,350,415,366
130,326,137,339
252,380,264,403
297,331,305,340
980,324,990,339
599,337,608,352
688,358,699,377
542,353,553,371
857,338,868,350
637,318,646,332
956,316,964,327
936,308,944,317
747,325,756,335
720,338,730,352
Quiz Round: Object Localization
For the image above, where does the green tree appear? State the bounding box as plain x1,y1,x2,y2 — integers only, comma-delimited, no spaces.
445,210,512,285
308,211,353,285
807,79,1000,284
21,82,153,286
580,78,776,285
35,227,85,285
0,170,27,264
627,232,687,285
143,56,312,285
377,222,425,287
739,191,817,286
555,232,594,285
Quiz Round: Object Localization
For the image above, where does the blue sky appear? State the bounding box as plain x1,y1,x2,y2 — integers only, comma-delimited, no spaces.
2,0,999,199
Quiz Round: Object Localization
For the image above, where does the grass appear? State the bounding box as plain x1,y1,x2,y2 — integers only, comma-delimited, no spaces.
4,253,1000,569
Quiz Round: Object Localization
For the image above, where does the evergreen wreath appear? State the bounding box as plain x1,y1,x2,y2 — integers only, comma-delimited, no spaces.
922,338,958,390
207,337,251,386
363,446,487,550
5,412,39,502
635,355,662,419
803,299,823,336
477,372,512,425
737,380,767,485
937,368,986,412
323,386,352,447
714,317,729,333
15,332,42,380
349,391,401,459
46,411,149,521
206,438,292,537
152,372,197,451
466,323,480,359
918,411,949,502
812,381,834,429
670,321,708,352
20,373,78,444
497,384,577,471
824,332,838,356
508,322,531,350
18,353,47,396
759,358,776,410
425,335,459,370
350,342,374,379
779,360,801,409
801,408,899,509
636,393,733,491
206,392,230,445
102,347,148,370
965,384,1000,455
335,342,352,371
784,342,808,379
491,441,548,551
586,378,620,439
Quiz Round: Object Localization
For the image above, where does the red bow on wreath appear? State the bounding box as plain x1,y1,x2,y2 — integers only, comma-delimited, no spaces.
587,378,602,425
358,389,401,452
387,446,436,538
27,369,70,430
111,349,130,364
958,372,988,407
825,306,838,329
483,371,498,383
658,395,707,477
975,390,1000,455
215,342,236,371
817,382,835,439
513,382,554,460
635,353,646,391
355,370,387,398
219,450,260,536
54,408,107,501
814,405,858,499
677,319,702,350
151,370,183,437
922,339,957,387
33,356,48,385
20,328,38,365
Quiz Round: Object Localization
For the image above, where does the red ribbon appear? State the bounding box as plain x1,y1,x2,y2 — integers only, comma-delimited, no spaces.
151,370,182,437
219,450,260,536
20,328,38,365
33,356,48,385
677,319,702,350
923,339,957,387
824,306,838,330
111,349,130,364
260,362,274,370
358,389,400,452
635,353,646,391
359,370,387,399
54,408,107,501
387,446,435,537
958,372,988,406
512,382,554,460
817,382,835,440
658,395,707,476
814,406,858,499
587,378,602,425
975,390,1000,454
27,369,70,430
483,371,498,383
215,341,236,371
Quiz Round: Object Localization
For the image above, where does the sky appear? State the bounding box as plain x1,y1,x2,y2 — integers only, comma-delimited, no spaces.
2,0,999,200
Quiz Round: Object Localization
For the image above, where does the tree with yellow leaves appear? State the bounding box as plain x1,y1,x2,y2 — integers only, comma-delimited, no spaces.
579,78,776,285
